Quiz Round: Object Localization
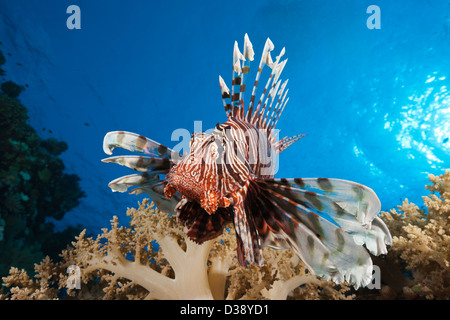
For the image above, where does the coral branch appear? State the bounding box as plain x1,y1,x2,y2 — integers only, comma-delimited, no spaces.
2,199,353,300
380,169,450,299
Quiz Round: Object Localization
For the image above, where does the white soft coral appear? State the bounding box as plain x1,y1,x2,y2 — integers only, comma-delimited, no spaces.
2,199,353,300
67,199,351,299
71,199,219,299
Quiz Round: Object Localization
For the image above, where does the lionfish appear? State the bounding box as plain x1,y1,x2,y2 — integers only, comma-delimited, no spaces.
102,34,392,289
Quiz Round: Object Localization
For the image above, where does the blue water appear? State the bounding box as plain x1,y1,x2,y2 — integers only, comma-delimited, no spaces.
0,0,449,235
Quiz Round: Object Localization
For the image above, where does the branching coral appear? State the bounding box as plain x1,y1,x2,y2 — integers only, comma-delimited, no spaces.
1,257,60,300
5,168,449,300
1,199,353,300
380,169,450,299
71,201,216,300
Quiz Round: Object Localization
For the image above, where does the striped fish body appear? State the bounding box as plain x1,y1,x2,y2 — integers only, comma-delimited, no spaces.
165,117,277,212
102,35,392,289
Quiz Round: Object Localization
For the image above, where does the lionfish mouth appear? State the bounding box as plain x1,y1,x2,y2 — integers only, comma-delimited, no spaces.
164,172,231,215
165,173,203,202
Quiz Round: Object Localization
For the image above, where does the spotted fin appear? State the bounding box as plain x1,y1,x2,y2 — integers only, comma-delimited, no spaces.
241,178,391,289
258,178,392,256
231,40,245,118
107,172,164,193
263,178,385,228
102,131,183,212
219,35,290,133
107,172,180,213
219,76,232,118
103,131,178,159
278,216,373,288
101,155,171,173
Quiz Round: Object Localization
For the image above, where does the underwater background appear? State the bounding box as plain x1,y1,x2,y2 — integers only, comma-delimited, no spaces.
0,0,449,275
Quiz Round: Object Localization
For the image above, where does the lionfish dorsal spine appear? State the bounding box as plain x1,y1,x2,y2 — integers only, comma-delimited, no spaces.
249,57,275,124
218,35,300,153
250,45,286,126
256,51,286,127
231,41,245,118
219,75,232,116
266,79,288,134
239,33,255,119
260,60,287,129
245,37,274,122
271,94,289,133
260,77,281,129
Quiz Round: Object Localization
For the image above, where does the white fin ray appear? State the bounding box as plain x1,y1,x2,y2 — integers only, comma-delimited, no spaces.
103,131,176,159
101,155,170,173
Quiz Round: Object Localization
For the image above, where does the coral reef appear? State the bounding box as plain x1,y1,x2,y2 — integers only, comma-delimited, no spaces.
1,80,24,99
0,47,85,277
0,170,450,300
380,169,450,299
0,199,353,300
2,168,450,300
1,80,448,300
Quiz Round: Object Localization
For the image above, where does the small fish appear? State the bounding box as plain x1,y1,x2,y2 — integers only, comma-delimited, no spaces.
102,34,392,289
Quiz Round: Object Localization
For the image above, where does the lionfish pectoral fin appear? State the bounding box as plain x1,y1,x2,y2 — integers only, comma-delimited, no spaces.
103,131,179,160
232,201,264,267
101,155,171,173
178,201,233,244
102,131,185,213
251,177,392,289
262,231,291,250
133,182,181,214
107,172,180,214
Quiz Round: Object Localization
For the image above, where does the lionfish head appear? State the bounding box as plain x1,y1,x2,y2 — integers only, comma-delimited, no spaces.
164,132,229,215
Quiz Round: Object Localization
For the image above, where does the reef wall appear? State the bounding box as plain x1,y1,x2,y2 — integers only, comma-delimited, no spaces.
0,47,85,277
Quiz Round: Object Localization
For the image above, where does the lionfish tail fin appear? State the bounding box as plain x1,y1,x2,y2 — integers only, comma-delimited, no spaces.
102,131,181,213
244,177,392,289
219,35,289,132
